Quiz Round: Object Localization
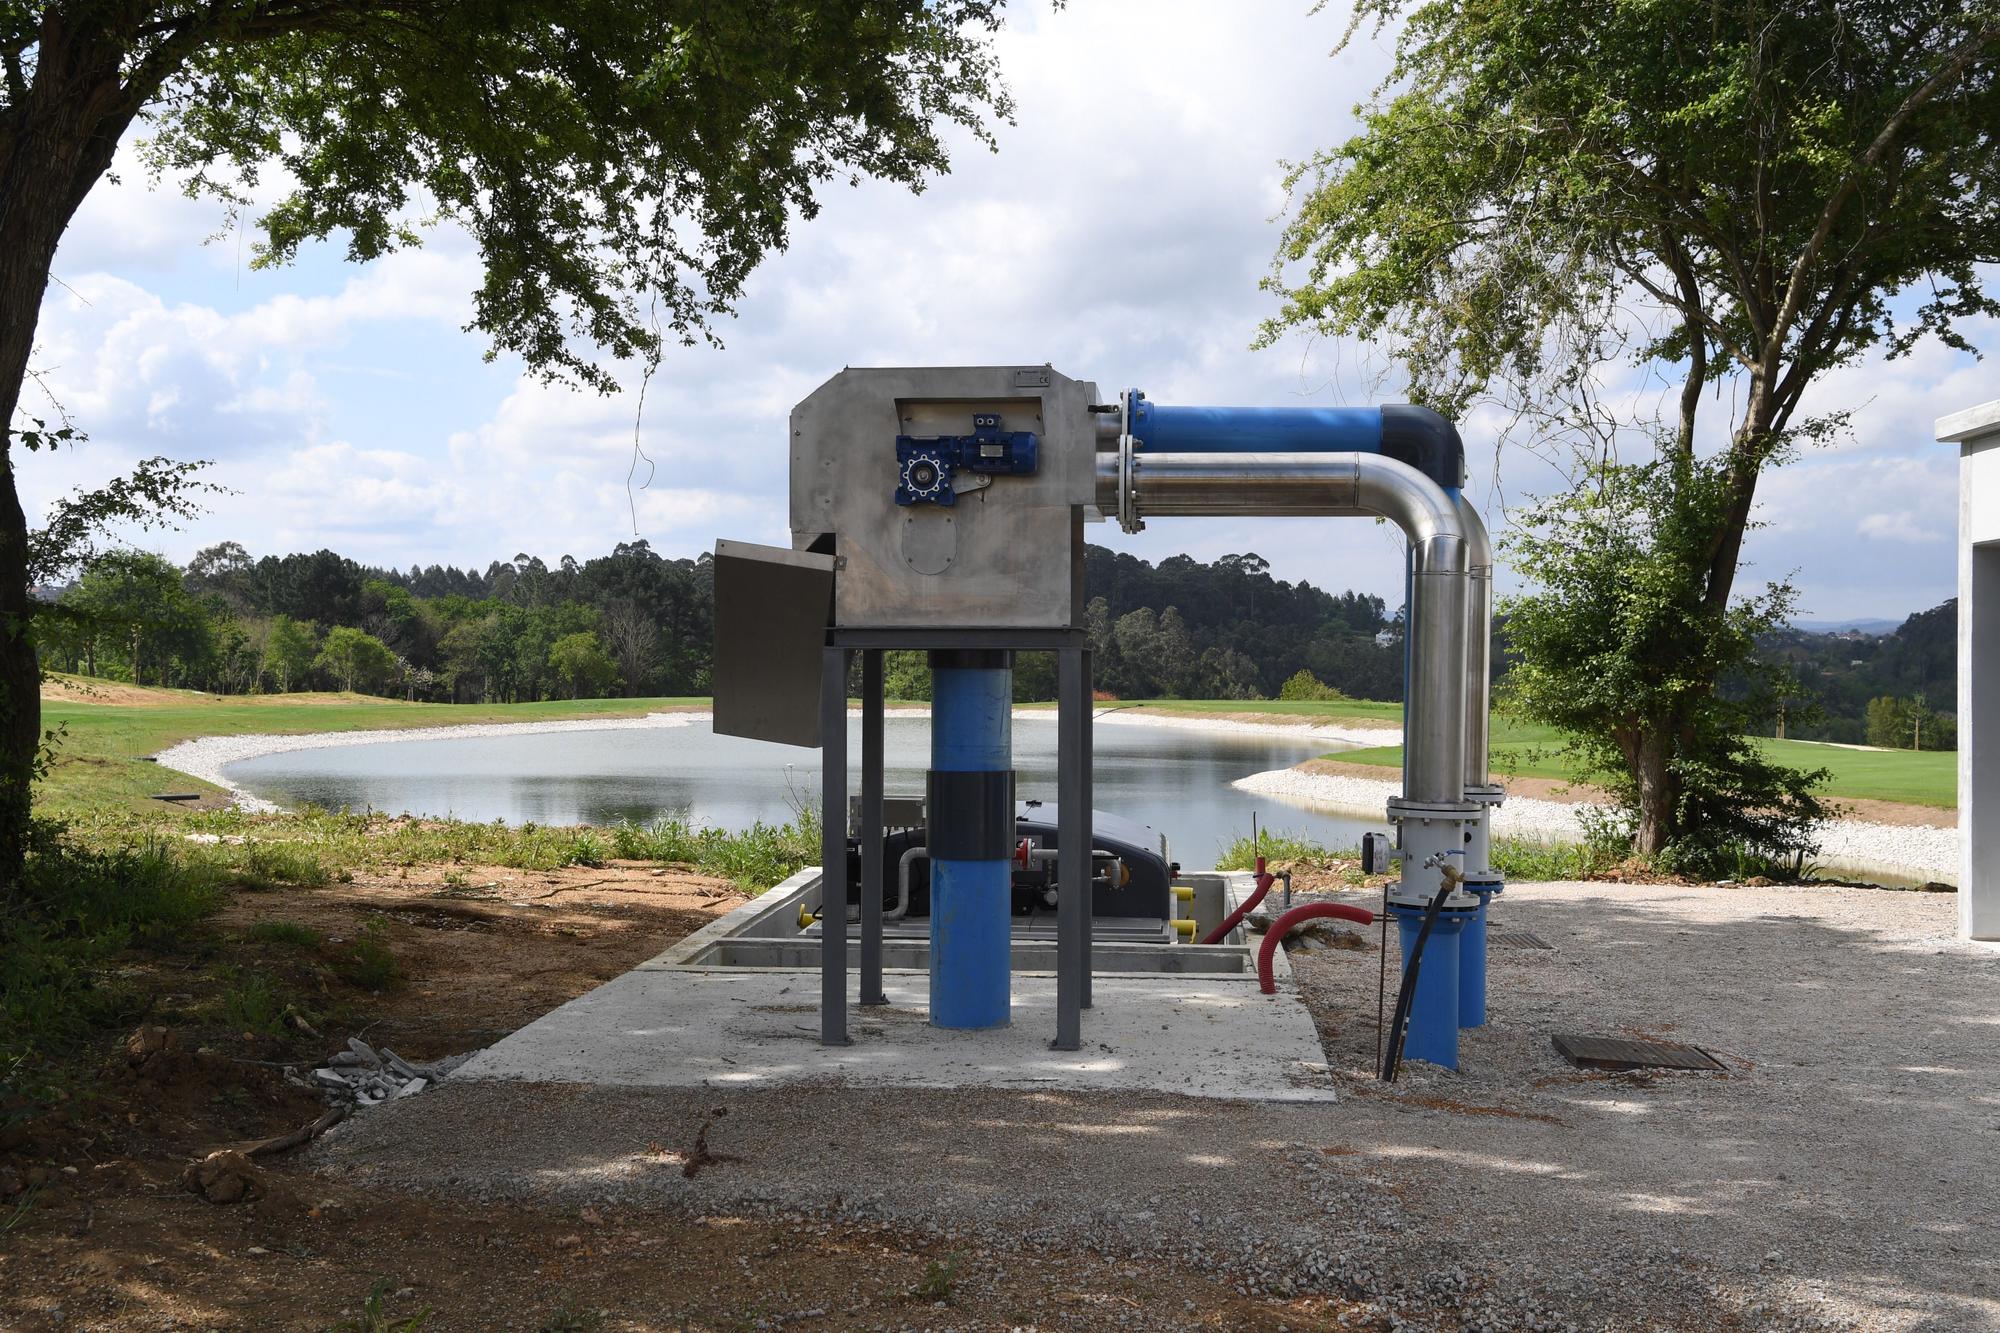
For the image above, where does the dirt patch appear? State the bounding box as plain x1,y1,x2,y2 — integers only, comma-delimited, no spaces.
207,860,743,1056
39,676,198,705
1131,707,1399,731
3,861,1356,1331
1821,796,1955,827
1299,756,1607,803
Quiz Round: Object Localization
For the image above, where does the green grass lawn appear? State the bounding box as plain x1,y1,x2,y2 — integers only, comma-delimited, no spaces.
1330,714,1956,809
39,680,704,820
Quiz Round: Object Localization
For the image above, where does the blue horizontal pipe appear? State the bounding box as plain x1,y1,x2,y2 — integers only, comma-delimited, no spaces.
1129,401,1384,455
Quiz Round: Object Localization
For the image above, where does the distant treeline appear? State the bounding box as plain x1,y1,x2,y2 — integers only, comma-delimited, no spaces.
31,537,1958,739
31,542,1406,705
1754,601,1957,748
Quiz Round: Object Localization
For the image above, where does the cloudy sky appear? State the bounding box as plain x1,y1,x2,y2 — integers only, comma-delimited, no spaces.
19,1,1989,622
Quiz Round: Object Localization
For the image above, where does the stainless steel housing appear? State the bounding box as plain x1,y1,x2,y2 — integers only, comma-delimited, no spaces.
789,365,1101,628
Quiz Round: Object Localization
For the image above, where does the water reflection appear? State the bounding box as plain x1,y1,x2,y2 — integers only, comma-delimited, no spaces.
223,715,1378,865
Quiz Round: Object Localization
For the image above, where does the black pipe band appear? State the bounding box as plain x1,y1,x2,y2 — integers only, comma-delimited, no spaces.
925,770,1017,860
927,649,1014,671
1380,404,1466,491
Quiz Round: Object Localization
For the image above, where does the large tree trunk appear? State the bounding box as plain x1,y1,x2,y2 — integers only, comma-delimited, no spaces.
0,14,144,883
1631,730,1679,857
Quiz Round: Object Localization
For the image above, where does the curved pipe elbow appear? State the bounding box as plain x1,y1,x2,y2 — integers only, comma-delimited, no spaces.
1256,901,1376,994
1452,493,1493,576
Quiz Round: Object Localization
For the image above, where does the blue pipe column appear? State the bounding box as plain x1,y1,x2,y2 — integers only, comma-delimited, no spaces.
1391,904,1474,1069
1457,874,1503,1028
927,650,1014,1029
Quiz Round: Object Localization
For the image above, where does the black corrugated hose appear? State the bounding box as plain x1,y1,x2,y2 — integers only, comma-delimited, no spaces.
1378,878,1455,1083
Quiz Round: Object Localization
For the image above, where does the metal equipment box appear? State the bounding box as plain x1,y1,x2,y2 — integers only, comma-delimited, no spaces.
788,365,1101,629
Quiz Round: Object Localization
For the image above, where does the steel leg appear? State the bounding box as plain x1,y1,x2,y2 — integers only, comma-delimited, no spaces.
859,650,887,1006
1081,649,1094,1011
820,648,851,1046
1055,647,1086,1050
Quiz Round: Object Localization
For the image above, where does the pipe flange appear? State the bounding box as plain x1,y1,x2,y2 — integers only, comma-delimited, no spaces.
1385,797,1482,820
1116,432,1144,533
1464,783,1507,808
1385,887,1483,912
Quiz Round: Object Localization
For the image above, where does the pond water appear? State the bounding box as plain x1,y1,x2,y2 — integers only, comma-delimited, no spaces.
222,716,1379,867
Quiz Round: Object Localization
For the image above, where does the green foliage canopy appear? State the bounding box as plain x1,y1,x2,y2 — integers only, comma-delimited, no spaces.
1500,459,1829,870
1262,0,1997,861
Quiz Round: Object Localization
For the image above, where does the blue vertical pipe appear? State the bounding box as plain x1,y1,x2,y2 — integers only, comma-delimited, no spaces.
929,657,1013,1029
1391,905,1471,1070
1458,887,1494,1028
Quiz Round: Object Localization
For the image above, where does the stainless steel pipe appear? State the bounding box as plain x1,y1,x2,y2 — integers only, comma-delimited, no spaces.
1454,494,1493,787
1095,450,1470,804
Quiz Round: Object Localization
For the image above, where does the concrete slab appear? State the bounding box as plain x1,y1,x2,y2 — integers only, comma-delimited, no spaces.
454,968,1337,1102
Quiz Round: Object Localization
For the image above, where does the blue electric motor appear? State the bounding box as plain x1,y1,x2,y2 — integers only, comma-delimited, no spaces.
895,413,1039,507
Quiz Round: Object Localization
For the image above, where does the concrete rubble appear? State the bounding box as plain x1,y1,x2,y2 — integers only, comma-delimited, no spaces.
298,1037,473,1107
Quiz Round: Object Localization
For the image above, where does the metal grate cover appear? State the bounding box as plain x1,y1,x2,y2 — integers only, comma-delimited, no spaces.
1552,1034,1727,1072
1491,930,1554,950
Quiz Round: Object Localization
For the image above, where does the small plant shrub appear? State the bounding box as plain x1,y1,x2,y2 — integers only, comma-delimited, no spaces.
1277,669,1350,702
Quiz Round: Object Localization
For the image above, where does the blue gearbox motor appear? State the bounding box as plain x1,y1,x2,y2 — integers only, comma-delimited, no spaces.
894,413,1039,507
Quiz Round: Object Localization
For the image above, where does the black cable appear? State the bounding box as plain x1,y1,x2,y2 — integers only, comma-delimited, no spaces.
1379,878,1454,1083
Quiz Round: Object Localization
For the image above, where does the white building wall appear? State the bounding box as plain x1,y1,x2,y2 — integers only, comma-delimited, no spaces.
1939,400,2000,940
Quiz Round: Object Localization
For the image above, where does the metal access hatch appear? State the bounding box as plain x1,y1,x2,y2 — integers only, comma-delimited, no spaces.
711,539,834,748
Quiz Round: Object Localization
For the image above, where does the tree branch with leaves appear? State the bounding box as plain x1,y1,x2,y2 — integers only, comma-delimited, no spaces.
1261,0,1998,860
0,0,1022,884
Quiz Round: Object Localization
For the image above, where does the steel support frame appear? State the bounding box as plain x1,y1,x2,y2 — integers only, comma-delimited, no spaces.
820,628,1092,1050
819,647,852,1045
859,649,887,1005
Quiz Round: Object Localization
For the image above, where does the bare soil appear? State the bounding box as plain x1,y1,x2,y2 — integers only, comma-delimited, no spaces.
38,677,198,706
1298,756,1957,828
1,863,1344,1331
1129,707,1399,731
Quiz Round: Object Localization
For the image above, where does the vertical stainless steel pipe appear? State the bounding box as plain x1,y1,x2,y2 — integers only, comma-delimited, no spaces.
1455,495,1493,788
1096,451,1469,804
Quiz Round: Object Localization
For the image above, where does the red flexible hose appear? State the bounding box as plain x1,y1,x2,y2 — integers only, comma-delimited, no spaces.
1199,856,1273,945
1257,902,1376,994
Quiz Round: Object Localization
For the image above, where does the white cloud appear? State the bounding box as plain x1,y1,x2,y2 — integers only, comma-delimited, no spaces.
12,0,1991,622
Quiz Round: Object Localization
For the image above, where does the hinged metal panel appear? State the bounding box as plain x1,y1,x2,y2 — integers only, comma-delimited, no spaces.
712,539,835,748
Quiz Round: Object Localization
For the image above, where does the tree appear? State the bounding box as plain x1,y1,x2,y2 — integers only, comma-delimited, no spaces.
61,551,206,686
1,3,1017,882
547,631,619,700
1865,693,1957,750
1263,1,1999,857
314,625,396,694
1500,463,1829,872
263,615,318,693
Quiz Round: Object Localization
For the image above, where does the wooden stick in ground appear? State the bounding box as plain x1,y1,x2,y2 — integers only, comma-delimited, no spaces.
238,1104,349,1159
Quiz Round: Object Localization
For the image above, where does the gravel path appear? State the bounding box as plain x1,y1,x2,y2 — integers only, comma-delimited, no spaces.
1236,764,1959,884
317,882,1998,1332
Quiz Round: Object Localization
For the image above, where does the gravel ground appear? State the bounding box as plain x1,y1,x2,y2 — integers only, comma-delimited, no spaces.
1235,765,1959,884
317,881,1998,1332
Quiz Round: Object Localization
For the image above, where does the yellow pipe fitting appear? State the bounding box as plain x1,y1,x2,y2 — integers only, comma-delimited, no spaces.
1171,918,1197,938
1172,885,1195,902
